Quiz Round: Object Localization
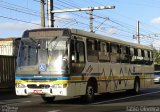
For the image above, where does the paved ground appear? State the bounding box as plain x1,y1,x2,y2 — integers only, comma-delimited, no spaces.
1,84,160,112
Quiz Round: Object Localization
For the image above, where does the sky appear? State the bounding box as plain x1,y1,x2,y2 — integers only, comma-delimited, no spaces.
1,0,160,49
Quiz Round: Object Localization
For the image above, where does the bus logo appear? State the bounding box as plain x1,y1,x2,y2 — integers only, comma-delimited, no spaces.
39,64,47,72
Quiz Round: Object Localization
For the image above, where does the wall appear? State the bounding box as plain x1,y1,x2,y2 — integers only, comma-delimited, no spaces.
0,55,16,90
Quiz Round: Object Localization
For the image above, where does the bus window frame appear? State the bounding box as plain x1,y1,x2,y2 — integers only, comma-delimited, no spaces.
86,38,98,62
70,37,86,74
98,40,110,62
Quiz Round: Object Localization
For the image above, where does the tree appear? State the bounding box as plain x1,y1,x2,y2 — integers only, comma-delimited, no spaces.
152,48,160,65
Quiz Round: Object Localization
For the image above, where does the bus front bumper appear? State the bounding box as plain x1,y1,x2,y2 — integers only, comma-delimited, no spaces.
15,87,67,96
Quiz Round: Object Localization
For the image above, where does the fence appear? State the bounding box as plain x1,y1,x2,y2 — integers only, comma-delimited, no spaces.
0,55,16,90
0,45,13,56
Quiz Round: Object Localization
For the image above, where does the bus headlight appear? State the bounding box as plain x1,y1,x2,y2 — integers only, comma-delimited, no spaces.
16,83,25,88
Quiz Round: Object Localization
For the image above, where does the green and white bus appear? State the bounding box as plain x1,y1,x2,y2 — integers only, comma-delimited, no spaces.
15,28,154,103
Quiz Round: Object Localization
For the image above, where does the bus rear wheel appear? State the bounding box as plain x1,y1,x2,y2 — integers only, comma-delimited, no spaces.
41,96,55,103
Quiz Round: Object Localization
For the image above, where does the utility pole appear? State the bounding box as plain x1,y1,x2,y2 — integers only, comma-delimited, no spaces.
47,0,54,27
137,20,140,44
40,0,45,27
89,10,94,32
48,5,115,32
133,22,160,44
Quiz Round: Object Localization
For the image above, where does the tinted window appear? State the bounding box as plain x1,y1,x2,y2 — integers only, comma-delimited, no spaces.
71,39,85,74
98,41,110,62
87,39,98,62
154,72,160,75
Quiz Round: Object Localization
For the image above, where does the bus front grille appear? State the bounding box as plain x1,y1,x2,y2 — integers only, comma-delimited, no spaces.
27,84,50,89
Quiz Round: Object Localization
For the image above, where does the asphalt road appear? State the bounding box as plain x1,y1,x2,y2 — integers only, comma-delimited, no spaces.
1,84,160,112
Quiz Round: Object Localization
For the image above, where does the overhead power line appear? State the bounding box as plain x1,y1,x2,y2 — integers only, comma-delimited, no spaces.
0,15,41,26
0,0,156,44
0,0,39,13
55,1,137,35
0,4,40,17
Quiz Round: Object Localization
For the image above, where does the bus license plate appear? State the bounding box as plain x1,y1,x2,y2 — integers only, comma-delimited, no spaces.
33,90,43,94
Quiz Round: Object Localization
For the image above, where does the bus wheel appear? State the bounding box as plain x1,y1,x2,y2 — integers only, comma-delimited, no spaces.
84,82,95,103
41,96,55,103
133,79,140,94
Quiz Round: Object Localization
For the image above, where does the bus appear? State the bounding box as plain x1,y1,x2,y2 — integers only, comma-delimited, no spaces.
15,28,154,103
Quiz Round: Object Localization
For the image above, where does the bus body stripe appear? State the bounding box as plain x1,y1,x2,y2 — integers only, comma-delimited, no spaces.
16,76,70,80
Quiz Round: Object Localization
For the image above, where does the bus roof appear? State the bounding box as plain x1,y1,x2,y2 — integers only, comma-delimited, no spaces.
23,28,152,50
70,29,153,50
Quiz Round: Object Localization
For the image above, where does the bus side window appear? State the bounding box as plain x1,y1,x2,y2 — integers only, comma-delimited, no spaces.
117,44,121,63
87,39,98,62
99,41,109,62
71,40,85,74
106,43,110,52
120,46,130,63
110,43,119,62
76,41,85,63
130,47,136,64
147,50,153,65
137,49,143,64
144,50,149,65
141,49,145,64
126,46,131,63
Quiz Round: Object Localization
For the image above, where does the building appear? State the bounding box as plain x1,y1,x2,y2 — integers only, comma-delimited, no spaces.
0,38,20,91
0,38,20,56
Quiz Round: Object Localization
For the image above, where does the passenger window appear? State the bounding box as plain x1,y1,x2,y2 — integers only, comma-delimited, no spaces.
148,51,150,58
130,48,134,56
100,42,106,52
134,48,138,56
143,50,150,65
141,50,144,57
106,43,110,52
98,41,110,62
110,43,119,62
76,42,85,63
138,49,142,57
120,46,130,63
87,39,98,62
111,43,117,53
130,48,136,64
71,39,85,74
137,49,144,64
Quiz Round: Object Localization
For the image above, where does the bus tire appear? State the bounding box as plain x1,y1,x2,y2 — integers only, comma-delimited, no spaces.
133,79,140,94
41,96,55,103
84,82,95,103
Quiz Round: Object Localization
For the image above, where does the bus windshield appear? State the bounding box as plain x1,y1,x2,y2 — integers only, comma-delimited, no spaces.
17,36,69,75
